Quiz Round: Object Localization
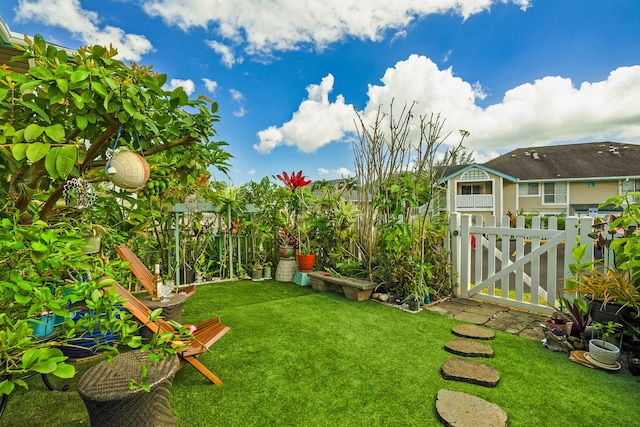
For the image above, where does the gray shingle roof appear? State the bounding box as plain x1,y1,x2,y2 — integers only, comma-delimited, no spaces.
482,141,640,180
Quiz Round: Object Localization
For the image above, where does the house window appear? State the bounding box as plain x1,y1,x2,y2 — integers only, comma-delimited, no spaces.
518,183,539,196
621,179,640,193
461,184,484,195
621,179,640,201
543,182,567,204
461,169,489,180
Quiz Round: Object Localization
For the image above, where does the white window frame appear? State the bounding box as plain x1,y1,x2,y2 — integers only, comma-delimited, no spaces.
543,182,567,205
518,182,539,196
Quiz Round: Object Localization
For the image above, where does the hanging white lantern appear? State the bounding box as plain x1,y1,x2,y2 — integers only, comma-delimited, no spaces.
106,150,150,191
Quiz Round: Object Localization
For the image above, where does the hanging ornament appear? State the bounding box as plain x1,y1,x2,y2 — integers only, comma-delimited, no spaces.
105,125,150,191
63,178,96,209
106,149,150,190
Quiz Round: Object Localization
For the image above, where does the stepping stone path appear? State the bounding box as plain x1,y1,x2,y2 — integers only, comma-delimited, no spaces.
452,324,496,340
441,357,500,387
436,390,508,427
445,338,494,358
437,324,508,426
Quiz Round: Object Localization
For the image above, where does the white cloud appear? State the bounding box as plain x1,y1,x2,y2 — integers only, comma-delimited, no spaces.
202,78,218,93
248,169,256,175
256,55,640,161
233,107,247,117
206,40,240,68
334,167,355,177
358,55,640,156
15,0,153,61
229,89,244,101
142,0,531,56
228,89,246,116
254,74,356,153
317,167,354,179
164,79,196,95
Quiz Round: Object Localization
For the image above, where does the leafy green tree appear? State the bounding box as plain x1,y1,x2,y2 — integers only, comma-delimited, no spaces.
0,35,231,220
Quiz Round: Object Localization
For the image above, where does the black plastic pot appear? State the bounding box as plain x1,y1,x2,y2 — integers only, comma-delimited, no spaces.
587,297,631,325
179,267,196,285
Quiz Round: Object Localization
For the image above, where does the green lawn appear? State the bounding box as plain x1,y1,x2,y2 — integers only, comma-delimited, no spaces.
2,280,638,426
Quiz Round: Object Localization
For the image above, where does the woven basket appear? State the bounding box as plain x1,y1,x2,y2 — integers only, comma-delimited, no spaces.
588,339,620,366
77,350,179,427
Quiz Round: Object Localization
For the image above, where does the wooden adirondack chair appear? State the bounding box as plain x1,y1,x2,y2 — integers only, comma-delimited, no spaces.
110,282,229,385
115,245,196,297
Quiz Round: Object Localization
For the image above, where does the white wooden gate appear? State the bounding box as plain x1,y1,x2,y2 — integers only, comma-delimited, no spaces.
449,213,594,314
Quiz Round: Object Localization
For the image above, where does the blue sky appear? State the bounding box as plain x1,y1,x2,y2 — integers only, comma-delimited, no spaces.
1,0,639,185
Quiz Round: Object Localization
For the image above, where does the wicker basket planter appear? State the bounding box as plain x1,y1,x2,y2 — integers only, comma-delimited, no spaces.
77,350,179,427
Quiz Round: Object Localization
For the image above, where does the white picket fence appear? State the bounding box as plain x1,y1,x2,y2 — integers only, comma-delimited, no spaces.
449,213,595,314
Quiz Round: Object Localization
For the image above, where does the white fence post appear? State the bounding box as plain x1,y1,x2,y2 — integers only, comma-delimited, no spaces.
449,212,461,296
459,214,471,298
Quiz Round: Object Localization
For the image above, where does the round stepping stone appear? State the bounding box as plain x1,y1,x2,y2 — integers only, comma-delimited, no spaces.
436,389,508,427
452,324,495,340
445,338,495,358
441,357,500,387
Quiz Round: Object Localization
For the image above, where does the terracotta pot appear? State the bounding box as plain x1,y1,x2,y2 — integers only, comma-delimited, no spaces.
545,319,571,336
296,253,315,272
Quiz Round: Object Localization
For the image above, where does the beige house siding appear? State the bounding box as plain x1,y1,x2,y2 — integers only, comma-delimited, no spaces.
0,45,30,74
568,180,619,204
502,181,517,216
447,168,500,217
510,179,621,216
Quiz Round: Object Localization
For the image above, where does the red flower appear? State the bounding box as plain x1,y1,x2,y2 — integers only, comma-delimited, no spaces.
277,170,312,191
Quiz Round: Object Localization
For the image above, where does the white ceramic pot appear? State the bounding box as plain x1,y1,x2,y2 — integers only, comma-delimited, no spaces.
589,339,620,365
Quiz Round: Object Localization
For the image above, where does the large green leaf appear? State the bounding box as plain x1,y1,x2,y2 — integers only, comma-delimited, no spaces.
53,363,75,379
19,80,43,92
10,143,28,161
70,91,84,109
0,379,15,395
31,241,48,252
122,98,136,116
70,69,89,83
24,124,45,142
75,115,89,130
44,124,65,143
91,81,107,97
12,128,25,143
55,78,68,93
55,145,77,179
26,142,50,163
23,101,51,124
28,67,54,81
31,360,57,374
45,147,60,179
21,348,41,369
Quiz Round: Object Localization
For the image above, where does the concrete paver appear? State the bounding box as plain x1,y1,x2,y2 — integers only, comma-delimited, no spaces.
426,297,546,341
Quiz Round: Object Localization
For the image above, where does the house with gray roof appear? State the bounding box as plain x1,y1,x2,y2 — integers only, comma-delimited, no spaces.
439,141,640,219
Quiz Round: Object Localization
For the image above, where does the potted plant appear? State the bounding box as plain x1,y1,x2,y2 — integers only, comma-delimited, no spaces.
277,225,297,258
251,261,264,281
296,218,316,272
588,321,625,367
405,276,431,312
263,261,273,280
565,243,640,325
